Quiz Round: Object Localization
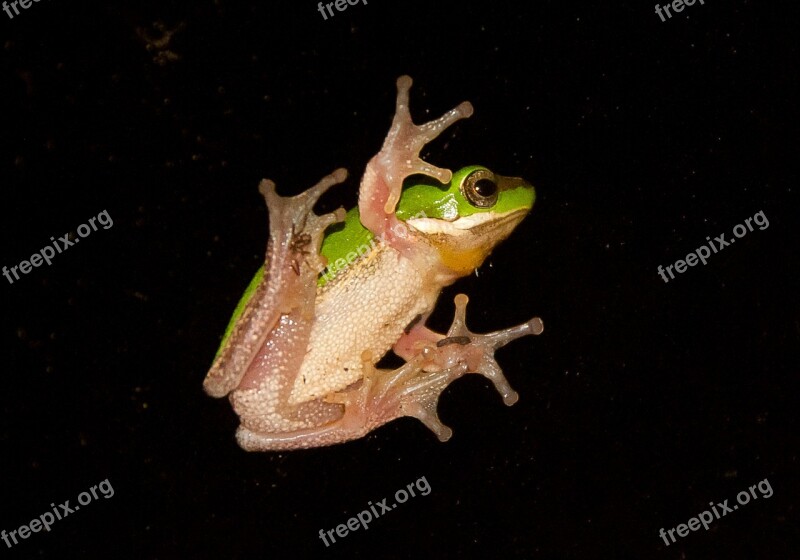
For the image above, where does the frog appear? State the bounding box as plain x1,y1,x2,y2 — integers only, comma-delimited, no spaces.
203,75,544,451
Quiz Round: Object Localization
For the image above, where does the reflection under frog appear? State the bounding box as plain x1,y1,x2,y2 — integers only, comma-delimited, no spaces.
204,76,544,450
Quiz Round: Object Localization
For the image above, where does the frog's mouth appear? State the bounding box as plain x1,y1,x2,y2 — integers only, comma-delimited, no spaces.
406,208,530,275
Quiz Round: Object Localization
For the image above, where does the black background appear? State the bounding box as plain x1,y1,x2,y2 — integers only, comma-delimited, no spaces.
2,1,798,558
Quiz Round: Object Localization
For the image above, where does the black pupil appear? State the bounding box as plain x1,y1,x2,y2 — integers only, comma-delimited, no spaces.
473,178,497,198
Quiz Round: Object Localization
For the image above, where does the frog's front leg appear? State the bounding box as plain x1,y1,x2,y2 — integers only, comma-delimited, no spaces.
358,75,473,257
354,294,544,441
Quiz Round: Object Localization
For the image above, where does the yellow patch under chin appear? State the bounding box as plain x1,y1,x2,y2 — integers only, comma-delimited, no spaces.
436,244,491,276
408,212,525,277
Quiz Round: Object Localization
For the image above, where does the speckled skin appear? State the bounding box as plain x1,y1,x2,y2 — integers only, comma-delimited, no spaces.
289,242,436,404
229,237,437,436
204,76,543,450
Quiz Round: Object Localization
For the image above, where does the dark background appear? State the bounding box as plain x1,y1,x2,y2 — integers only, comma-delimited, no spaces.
2,1,798,558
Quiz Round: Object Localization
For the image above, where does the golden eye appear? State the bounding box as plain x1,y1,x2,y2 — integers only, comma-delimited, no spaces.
461,169,498,208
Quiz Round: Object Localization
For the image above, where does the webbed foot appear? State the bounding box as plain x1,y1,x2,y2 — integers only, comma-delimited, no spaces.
358,76,473,251
334,294,543,441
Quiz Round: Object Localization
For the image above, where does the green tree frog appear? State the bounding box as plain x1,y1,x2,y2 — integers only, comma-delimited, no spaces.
203,76,544,451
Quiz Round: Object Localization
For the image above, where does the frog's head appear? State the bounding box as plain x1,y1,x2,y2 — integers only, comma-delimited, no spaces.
397,165,535,276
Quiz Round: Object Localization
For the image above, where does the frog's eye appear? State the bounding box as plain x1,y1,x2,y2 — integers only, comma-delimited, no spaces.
461,168,499,209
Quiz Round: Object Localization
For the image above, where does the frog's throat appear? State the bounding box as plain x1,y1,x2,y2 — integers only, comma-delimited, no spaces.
407,208,529,276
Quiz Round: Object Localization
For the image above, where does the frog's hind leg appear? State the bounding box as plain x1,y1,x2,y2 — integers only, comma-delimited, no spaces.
205,169,346,398
235,295,542,450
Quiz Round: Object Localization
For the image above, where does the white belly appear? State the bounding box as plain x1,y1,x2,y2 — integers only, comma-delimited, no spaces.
289,245,438,404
